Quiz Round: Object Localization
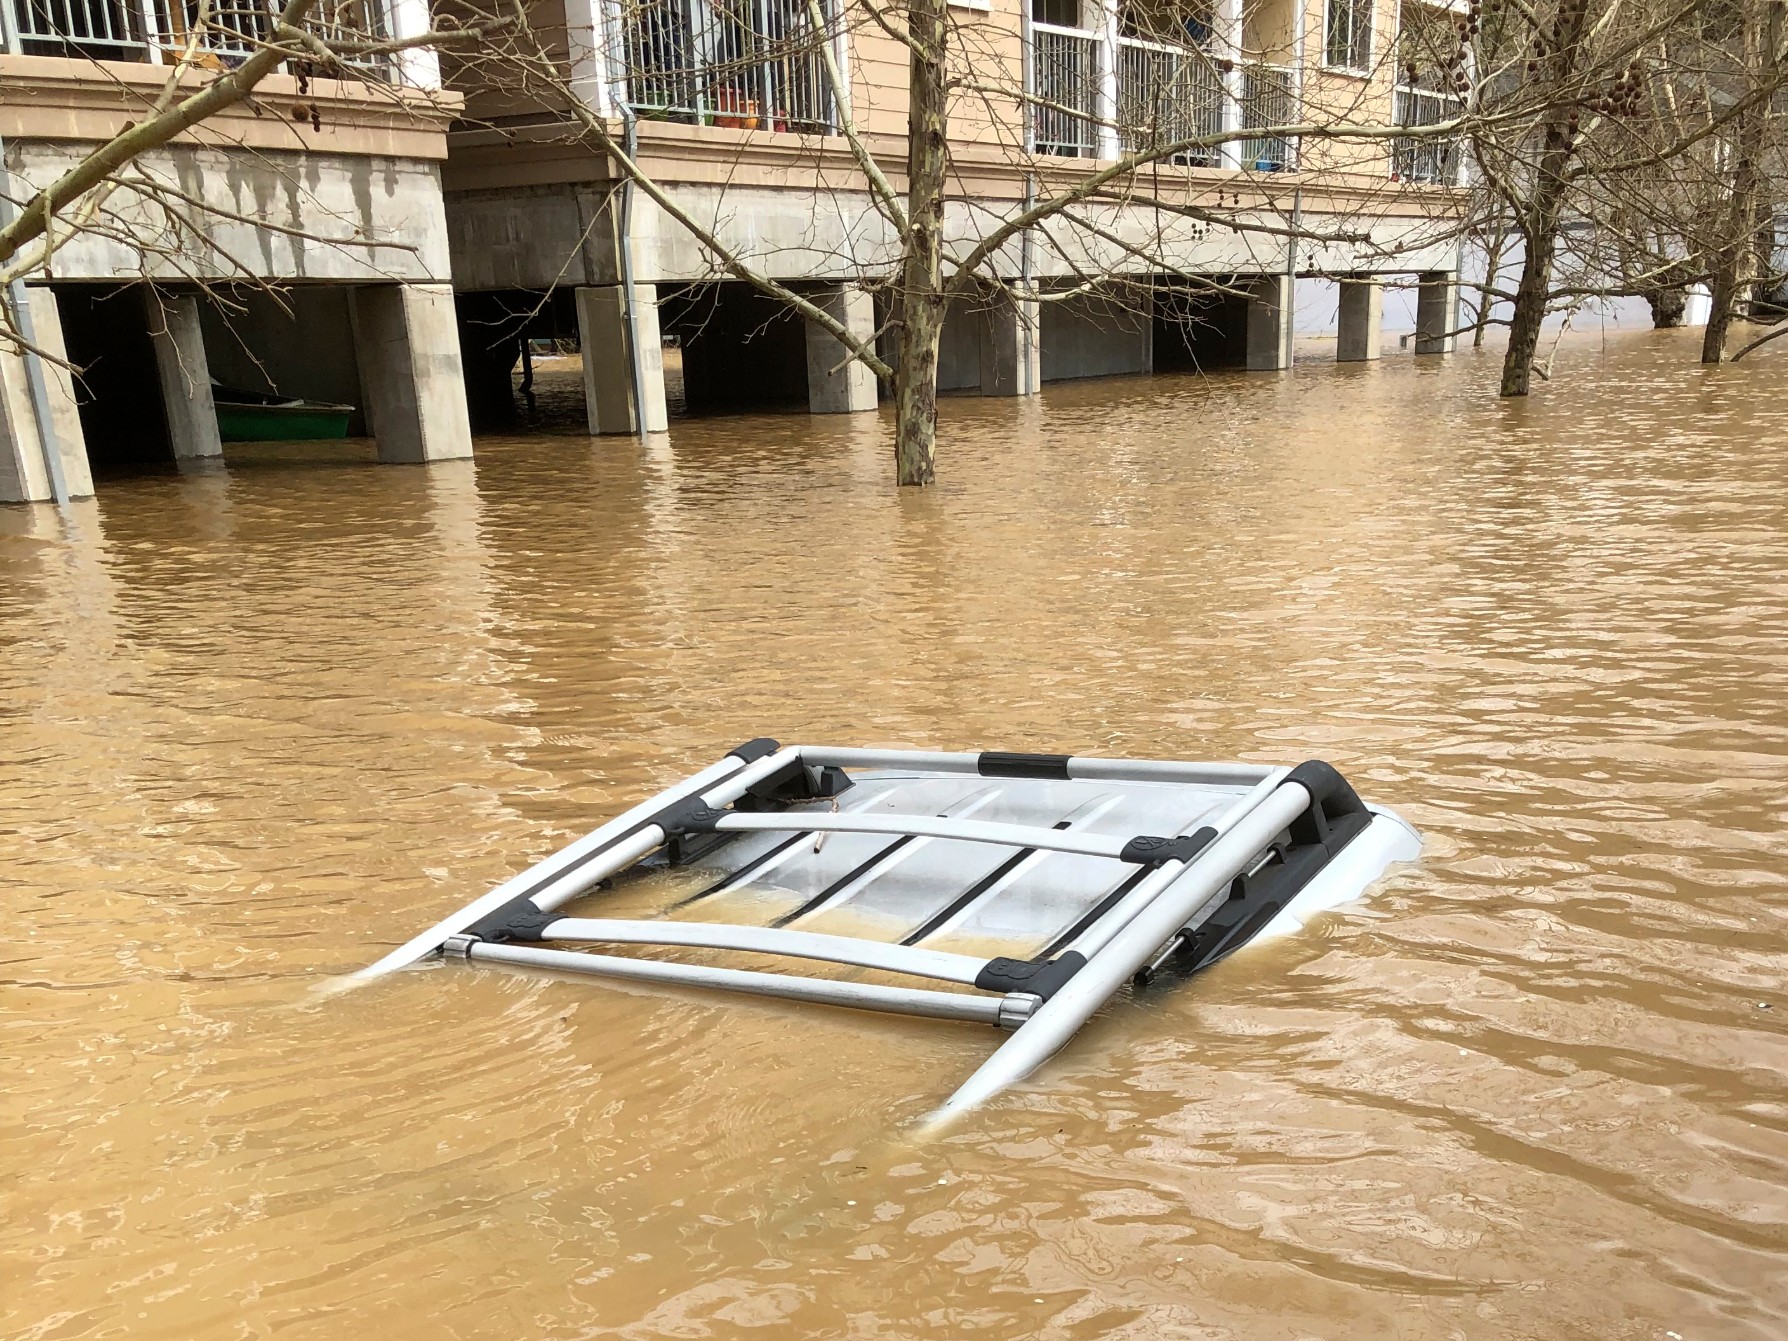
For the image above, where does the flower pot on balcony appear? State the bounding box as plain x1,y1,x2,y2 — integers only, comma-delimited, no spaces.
710,89,761,130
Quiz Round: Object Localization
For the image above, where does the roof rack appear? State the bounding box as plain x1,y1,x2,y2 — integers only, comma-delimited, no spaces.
354,740,1419,1119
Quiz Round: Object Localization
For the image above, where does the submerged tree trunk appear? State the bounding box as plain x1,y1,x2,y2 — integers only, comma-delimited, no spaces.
1500,130,1574,397
892,0,950,487
1703,0,1776,364
1646,285,1688,328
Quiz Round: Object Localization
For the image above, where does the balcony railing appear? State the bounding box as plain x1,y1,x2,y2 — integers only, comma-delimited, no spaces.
1027,22,1297,170
1391,85,1462,184
1032,20,1098,156
0,0,393,75
1240,61,1295,171
622,0,833,134
1117,34,1223,167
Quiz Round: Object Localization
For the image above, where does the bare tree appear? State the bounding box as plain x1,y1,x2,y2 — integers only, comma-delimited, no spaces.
445,0,1473,485
1458,0,1788,391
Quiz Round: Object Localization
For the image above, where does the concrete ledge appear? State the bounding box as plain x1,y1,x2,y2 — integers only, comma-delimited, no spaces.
0,56,459,160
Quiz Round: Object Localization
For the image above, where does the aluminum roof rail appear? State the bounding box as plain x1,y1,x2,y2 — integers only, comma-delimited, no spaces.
353,741,1421,1119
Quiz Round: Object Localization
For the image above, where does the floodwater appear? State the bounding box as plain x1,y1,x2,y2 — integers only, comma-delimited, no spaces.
4,328,1786,1340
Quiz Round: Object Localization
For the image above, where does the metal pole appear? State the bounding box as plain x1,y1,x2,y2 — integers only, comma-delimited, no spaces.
539,917,989,983
796,745,1274,786
353,746,800,980
710,809,1135,859
928,780,1315,1123
1064,767,1286,958
460,940,1013,1025
0,130,69,507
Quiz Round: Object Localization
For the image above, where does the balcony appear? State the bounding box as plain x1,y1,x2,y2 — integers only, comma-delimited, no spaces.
1028,19,1296,170
622,0,834,134
1391,85,1461,184
1117,33,1224,166
0,0,395,77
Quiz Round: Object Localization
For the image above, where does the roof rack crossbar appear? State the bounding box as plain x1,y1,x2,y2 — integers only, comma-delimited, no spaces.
699,811,1138,861
797,747,1275,787
932,776,1319,1121
1063,767,1290,960
356,743,805,978
535,918,989,984
454,940,1024,1025
900,792,1128,945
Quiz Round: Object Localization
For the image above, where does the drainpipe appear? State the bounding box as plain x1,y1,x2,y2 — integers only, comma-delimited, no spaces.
0,130,70,507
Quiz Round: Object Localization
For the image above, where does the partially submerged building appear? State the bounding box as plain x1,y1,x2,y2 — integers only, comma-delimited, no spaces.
0,0,471,504
444,0,1466,431
2,0,1466,504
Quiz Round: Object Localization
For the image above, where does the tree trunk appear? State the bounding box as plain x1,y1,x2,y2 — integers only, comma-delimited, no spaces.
1646,286,1688,328
893,0,949,486
1474,217,1507,348
1499,131,1573,397
1703,260,1739,362
1703,0,1775,364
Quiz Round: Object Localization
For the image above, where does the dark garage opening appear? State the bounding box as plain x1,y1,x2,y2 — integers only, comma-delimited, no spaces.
55,285,174,476
1153,282,1251,371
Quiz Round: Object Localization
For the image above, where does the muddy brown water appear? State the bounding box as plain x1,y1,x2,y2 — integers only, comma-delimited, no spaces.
4,329,1786,1340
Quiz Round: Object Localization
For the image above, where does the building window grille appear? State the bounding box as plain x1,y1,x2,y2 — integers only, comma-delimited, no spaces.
1324,0,1371,70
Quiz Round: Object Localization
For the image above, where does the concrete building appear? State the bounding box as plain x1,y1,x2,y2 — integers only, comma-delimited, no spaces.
1,0,472,505
442,0,1466,429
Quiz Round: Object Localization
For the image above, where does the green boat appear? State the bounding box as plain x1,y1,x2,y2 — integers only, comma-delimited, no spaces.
213,385,354,443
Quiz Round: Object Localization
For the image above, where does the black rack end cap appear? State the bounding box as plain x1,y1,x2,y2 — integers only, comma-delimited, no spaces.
653,796,729,837
728,738,783,764
462,899,559,944
975,951,1088,1000
1119,826,1218,867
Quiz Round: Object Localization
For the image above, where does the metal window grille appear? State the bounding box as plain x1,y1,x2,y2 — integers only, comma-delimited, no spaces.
4,0,166,54
622,0,834,135
1391,85,1461,183
1323,0,1370,69
1,0,391,74
1031,20,1098,157
1116,35,1223,167
1240,61,1296,171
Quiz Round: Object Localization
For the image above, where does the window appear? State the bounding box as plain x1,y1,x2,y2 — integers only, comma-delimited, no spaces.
1324,0,1372,70
1118,0,1216,47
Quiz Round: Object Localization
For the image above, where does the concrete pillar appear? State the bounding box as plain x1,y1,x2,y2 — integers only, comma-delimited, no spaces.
1336,276,1384,363
577,284,668,434
804,284,878,414
350,283,474,463
978,286,1041,396
145,290,222,460
1415,271,1459,355
1245,274,1294,371
1,285,93,503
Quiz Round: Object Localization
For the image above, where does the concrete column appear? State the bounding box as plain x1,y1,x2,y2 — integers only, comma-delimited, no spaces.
1,285,93,503
577,284,669,434
978,286,1041,396
804,285,877,414
1335,276,1384,363
145,290,222,460
350,283,474,463
1245,274,1294,371
1415,271,1459,355
1094,0,1122,159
